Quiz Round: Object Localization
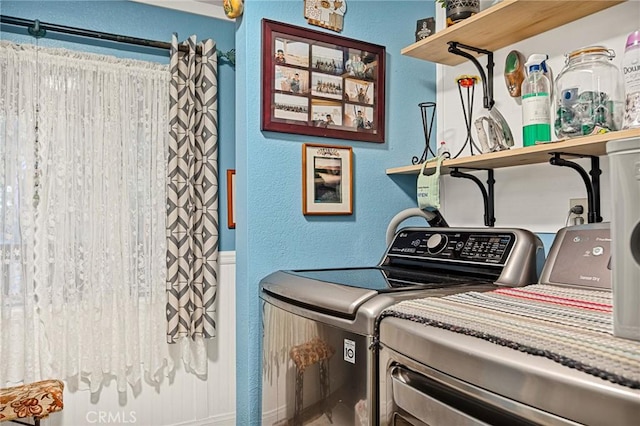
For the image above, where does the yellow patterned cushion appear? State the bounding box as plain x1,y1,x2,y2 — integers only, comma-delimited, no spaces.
0,379,64,422
289,338,335,372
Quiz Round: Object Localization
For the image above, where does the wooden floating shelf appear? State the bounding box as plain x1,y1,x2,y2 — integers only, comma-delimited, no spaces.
401,0,624,66
386,128,640,175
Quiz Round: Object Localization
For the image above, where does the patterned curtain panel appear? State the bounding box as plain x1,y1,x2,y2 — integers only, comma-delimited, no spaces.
166,35,219,344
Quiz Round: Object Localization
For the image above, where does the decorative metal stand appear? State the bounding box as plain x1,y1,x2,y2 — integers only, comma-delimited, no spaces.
412,102,437,165
452,75,482,159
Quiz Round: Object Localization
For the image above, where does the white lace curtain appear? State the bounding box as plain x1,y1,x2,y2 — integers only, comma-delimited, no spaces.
0,41,174,392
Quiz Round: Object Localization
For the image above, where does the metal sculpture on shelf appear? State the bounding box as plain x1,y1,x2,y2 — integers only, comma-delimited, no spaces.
452,75,482,159
412,101,436,164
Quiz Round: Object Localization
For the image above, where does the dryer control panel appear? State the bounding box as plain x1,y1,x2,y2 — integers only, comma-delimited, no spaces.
539,223,612,290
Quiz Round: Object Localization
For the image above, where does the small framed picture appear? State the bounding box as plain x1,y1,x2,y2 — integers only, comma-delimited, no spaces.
227,169,236,229
302,143,353,215
304,0,347,33
415,17,435,42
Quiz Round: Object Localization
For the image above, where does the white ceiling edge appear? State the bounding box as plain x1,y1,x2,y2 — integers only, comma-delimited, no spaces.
129,0,231,21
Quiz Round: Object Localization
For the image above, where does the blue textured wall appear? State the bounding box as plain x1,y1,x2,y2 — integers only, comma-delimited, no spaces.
0,0,237,250
235,0,436,423
2,0,443,422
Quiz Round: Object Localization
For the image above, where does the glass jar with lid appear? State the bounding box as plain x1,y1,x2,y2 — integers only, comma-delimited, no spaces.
554,46,624,138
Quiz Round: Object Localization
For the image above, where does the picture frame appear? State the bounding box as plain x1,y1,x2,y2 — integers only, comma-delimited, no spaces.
303,0,347,33
227,169,236,229
302,143,353,215
415,17,435,42
262,19,386,143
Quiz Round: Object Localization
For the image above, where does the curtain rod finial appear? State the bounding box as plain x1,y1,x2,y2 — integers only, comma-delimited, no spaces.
28,19,47,38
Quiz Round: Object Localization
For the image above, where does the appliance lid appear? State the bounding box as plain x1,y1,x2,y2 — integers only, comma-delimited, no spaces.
286,267,393,291
261,267,490,318
260,269,380,317
287,266,488,291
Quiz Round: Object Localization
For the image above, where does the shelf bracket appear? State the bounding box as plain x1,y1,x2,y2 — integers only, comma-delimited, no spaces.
450,168,496,227
549,153,602,223
448,42,494,110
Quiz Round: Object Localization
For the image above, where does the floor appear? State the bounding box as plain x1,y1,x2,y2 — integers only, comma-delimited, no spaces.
271,397,362,425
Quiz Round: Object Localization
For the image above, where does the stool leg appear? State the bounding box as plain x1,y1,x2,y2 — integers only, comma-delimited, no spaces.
8,419,40,426
293,368,303,426
319,360,332,423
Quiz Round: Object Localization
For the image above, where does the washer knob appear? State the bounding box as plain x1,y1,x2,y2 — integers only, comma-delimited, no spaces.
427,233,448,254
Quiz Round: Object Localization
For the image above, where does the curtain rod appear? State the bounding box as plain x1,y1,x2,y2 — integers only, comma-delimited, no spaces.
0,14,235,66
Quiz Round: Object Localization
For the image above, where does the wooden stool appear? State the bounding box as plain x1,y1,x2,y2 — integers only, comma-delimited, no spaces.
289,338,335,426
0,380,64,426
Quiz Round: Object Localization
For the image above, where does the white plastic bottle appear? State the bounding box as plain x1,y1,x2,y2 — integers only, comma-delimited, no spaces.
522,54,552,146
622,30,640,129
436,141,450,158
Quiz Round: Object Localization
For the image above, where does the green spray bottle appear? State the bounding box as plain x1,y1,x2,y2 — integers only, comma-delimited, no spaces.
522,54,552,146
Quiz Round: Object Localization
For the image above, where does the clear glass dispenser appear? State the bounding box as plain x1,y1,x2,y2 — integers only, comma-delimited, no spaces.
554,46,624,138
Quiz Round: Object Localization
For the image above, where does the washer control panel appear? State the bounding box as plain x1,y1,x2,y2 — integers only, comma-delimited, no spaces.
387,229,515,265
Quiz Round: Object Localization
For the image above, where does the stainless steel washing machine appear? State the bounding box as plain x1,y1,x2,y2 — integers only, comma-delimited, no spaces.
378,223,640,426
260,227,544,425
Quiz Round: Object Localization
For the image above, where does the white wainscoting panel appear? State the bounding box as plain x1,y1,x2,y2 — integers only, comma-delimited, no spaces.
42,251,236,426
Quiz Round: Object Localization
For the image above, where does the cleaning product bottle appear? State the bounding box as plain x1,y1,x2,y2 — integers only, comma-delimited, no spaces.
623,30,640,129
522,54,552,146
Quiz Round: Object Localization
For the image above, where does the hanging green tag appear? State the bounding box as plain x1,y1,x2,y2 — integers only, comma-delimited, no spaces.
416,156,444,211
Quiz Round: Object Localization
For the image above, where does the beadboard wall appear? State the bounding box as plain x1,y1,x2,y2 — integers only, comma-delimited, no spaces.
42,252,236,426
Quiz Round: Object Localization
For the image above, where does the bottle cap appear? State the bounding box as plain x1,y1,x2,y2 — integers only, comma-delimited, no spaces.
626,30,640,49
